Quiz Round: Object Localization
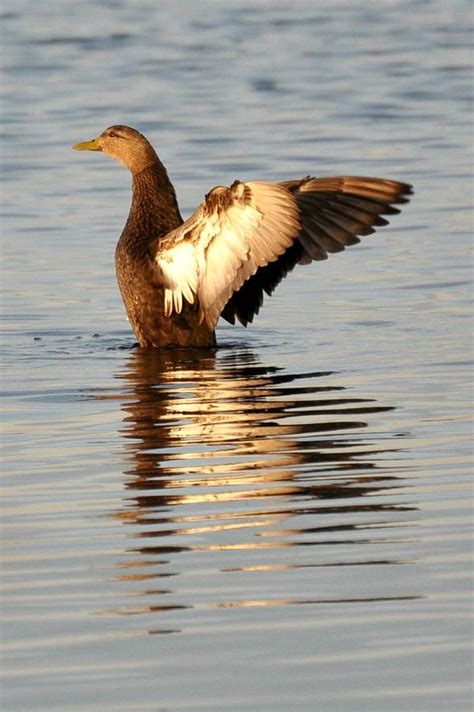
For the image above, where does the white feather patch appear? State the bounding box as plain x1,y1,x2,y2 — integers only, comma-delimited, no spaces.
156,241,198,315
154,181,300,327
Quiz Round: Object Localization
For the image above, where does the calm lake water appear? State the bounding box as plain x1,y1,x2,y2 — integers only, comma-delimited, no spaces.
1,1,473,710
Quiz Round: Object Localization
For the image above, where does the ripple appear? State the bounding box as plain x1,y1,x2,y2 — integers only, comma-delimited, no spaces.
98,348,418,621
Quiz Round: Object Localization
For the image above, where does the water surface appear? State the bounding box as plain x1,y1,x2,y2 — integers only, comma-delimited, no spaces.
1,1,472,710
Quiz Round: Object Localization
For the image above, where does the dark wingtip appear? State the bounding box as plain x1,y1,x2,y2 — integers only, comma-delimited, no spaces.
393,181,414,203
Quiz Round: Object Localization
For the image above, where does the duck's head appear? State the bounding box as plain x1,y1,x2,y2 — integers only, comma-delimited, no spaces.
73,125,159,173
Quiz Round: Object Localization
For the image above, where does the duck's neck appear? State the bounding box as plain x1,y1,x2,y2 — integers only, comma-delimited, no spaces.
123,163,183,249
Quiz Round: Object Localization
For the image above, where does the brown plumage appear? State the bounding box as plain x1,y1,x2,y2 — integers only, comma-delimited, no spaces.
73,125,412,348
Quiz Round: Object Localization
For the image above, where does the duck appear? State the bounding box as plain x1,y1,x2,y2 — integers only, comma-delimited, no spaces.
73,125,412,348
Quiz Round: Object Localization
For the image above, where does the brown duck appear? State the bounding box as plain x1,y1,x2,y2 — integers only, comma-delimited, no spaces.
73,125,412,348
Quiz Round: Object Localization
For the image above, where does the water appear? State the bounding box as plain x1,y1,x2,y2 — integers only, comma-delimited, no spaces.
1,1,473,710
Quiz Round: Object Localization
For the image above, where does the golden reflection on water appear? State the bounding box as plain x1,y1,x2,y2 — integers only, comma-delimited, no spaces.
111,347,415,624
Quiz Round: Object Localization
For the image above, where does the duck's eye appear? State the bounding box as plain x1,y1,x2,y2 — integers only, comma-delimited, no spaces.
108,131,117,138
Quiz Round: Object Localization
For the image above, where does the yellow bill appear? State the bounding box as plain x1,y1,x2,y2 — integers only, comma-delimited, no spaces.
73,137,102,151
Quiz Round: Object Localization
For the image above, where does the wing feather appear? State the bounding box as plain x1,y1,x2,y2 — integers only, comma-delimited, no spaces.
222,176,412,325
154,181,301,329
153,175,412,329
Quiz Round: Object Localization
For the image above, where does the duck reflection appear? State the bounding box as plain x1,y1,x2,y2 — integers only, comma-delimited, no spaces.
112,346,414,624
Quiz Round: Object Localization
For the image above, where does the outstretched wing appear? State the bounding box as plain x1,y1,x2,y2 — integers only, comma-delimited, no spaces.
152,176,412,329
153,180,301,329
222,176,412,325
